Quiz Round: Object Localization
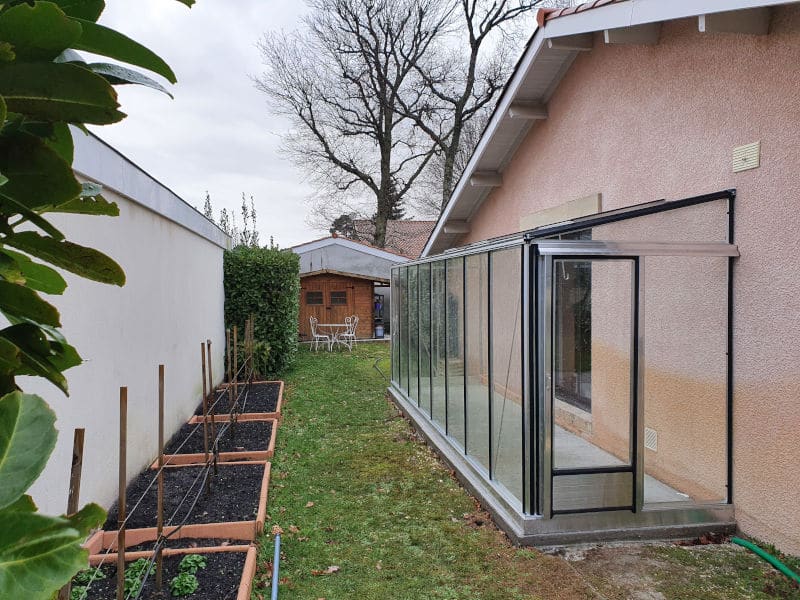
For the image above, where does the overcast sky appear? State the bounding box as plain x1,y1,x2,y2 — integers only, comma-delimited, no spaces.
90,1,315,248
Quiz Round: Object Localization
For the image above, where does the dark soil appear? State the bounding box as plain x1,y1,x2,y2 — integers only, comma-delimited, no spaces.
74,550,246,599
104,464,263,530
163,421,272,455
194,381,280,415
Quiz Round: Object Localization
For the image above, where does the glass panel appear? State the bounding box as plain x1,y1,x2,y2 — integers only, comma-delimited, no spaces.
553,259,633,470
391,269,398,384
419,263,432,416
431,261,447,427
398,267,408,395
490,247,523,504
446,258,465,447
643,256,727,505
408,265,419,404
586,198,729,243
465,253,490,471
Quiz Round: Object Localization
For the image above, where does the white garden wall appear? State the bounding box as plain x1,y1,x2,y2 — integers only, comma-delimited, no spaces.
24,131,230,516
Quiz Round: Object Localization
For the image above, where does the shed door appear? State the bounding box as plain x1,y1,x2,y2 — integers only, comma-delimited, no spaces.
325,282,354,325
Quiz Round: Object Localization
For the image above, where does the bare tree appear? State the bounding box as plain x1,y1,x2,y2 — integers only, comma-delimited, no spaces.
404,0,571,212
255,0,450,247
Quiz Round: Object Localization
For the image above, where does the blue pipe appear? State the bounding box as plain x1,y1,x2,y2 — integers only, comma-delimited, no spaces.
271,534,281,600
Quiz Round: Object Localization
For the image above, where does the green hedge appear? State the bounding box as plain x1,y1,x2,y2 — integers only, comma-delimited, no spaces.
224,246,300,377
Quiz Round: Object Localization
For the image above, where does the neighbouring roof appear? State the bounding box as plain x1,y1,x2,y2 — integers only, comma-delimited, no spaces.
423,0,793,256
543,0,627,21
352,220,436,259
289,234,410,263
300,268,390,284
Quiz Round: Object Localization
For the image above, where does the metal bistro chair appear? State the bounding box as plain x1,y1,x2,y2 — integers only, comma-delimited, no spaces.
339,315,359,351
309,316,332,351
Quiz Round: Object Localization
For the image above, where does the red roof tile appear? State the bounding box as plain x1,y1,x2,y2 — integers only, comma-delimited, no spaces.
353,220,436,259
543,0,625,21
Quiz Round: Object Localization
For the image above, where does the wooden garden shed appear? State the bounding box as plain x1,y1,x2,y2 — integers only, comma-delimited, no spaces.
299,269,387,341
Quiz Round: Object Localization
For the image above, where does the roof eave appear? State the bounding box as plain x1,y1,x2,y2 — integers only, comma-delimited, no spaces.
423,0,797,257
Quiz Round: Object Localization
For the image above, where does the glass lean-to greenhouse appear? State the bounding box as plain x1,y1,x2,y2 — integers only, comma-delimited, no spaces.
389,191,739,544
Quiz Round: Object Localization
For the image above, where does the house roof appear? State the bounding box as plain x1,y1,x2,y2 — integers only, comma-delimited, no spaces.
422,0,794,256
289,234,410,263
352,220,436,259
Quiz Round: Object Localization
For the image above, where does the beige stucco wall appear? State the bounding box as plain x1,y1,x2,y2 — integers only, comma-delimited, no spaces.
461,9,800,554
24,186,226,516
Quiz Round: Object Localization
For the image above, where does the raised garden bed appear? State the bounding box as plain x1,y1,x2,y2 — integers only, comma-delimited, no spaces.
74,545,256,600
101,461,270,540
196,380,283,420
158,419,277,465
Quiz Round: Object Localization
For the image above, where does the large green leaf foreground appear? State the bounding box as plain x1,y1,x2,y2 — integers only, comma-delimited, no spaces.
0,392,105,598
0,495,104,599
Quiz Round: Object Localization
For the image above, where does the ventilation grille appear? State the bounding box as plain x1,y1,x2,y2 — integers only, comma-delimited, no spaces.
644,427,658,452
733,141,760,173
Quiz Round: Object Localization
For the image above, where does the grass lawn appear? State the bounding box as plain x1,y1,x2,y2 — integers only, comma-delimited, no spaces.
253,344,800,600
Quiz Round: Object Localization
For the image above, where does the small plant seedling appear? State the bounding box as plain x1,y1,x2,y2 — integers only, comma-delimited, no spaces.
70,585,88,600
73,566,107,585
169,572,199,597
124,558,152,596
178,553,208,574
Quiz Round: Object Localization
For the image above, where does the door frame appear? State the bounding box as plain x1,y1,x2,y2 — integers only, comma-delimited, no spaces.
533,240,738,519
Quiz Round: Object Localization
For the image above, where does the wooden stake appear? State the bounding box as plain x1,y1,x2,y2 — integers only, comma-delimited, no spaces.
201,343,209,464
233,325,239,414
156,365,165,591
57,429,85,600
207,339,218,474
117,388,127,600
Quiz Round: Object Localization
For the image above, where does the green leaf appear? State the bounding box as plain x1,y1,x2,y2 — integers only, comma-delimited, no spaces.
5,231,125,286
0,42,15,63
49,192,119,217
51,0,105,22
0,62,124,125
47,123,74,164
1,194,66,240
0,251,24,284
0,2,82,61
0,129,80,210
1,249,66,294
47,340,81,372
0,392,56,510
0,96,6,128
0,337,21,375
0,324,69,393
87,62,173,98
72,19,177,84
0,500,105,600
174,0,196,6
0,281,61,327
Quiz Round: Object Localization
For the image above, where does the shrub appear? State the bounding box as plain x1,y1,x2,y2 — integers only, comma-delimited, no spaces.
224,246,300,377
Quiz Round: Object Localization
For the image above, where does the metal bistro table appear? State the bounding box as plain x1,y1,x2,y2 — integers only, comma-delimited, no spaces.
317,323,349,350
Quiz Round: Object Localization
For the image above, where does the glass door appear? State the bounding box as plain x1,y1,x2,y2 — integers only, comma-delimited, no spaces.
537,246,642,516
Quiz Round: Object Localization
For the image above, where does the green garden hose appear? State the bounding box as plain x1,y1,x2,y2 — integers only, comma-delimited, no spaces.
731,537,800,585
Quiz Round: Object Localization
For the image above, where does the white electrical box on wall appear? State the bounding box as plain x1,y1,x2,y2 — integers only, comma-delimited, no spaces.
733,141,760,172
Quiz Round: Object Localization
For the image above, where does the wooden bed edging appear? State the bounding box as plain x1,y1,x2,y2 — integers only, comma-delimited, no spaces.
154,419,278,466
213,379,285,421
83,544,258,600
